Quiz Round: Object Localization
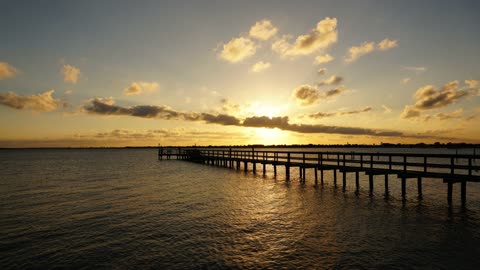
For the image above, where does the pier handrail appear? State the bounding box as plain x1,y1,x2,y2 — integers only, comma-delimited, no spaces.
191,148,479,177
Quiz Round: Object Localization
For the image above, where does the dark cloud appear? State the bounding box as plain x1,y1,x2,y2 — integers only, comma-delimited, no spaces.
401,80,477,119
308,106,372,119
83,98,442,139
293,85,346,106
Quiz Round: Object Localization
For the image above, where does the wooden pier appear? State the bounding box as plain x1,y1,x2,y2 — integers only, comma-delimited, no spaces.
158,147,480,206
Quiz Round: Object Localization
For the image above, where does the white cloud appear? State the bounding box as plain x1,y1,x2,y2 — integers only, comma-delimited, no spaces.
377,38,398,50
465,79,479,88
272,17,338,57
317,68,327,75
249,19,278,40
0,62,18,80
219,37,257,63
314,54,334,64
250,61,271,73
0,90,65,112
62,64,80,84
345,38,398,62
402,78,411,84
382,105,392,113
123,81,159,96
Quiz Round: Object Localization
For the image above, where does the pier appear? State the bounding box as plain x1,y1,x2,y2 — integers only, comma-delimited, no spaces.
158,147,480,206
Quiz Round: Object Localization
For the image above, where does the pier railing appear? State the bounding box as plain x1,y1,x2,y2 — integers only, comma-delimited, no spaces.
158,147,480,205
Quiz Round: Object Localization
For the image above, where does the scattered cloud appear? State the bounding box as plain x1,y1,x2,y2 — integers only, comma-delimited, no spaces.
249,19,278,40
317,68,327,75
345,38,398,62
219,37,257,63
64,90,73,95
314,54,334,64
123,81,159,96
0,62,18,80
404,66,427,73
344,42,375,62
377,38,398,50
293,85,320,106
401,80,478,119
0,90,65,112
250,61,271,72
62,64,80,84
292,84,346,106
465,79,479,88
272,17,338,57
220,98,241,113
318,75,343,86
308,106,372,119
424,109,463,121
402,78,411,84
382,104,392,113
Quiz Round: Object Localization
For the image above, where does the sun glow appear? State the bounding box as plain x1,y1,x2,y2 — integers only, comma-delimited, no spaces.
254,127,286,144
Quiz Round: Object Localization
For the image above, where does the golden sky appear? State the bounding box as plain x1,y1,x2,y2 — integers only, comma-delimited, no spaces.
1,1,479,147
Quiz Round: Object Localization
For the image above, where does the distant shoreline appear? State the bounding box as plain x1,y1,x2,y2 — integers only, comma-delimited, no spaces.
1,143,479,150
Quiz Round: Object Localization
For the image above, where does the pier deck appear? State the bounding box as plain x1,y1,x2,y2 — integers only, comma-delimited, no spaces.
158,147,480,206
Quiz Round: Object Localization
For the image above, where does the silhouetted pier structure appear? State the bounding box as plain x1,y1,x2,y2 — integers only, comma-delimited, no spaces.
158,147,480,206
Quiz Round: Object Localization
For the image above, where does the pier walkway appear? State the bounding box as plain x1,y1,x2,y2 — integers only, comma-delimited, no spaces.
158,147,480,206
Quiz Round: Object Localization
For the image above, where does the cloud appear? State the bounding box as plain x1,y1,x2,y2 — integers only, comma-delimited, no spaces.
377,38,398,50
317,68,327,75
382,104,392,113
272,17,338,57
425,109,463,121
123,81,159,96
318,75,343,86
249,19,278,40
344,42,375,62
345,38,398,62
219,37,257,63
220,98,240,113
465,79,479,88
62,64,80,84
293,84,346,106
0,62,18,80
250,61,271,72
0,90,65,112
308,106,372,119
292,85,320,106
401,80,478,119
242,116,403,137
82,99,456,140
83,98,240,125
314,54,334,64
402,78,411,84
404,66,427,73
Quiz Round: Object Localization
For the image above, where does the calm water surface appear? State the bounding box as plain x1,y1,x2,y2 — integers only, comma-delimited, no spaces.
1,148,480,269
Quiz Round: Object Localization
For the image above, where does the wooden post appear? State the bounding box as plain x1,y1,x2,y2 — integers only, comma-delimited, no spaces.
274,165,277,176
447,181,453,204
417,177,423,198
299,166,302,180
263,163,266,175
321,170,324,185
342,172,346,191
461,180,466,206
253,162,256,174
384,174,389,196
369,174,373,195
401,177,406,200
314,169,318,185
244,161,248,172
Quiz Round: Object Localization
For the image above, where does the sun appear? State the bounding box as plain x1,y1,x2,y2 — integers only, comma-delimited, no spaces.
255,127,285,144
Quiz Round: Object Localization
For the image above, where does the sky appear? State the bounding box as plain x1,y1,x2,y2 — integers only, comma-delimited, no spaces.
1,0,479,147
